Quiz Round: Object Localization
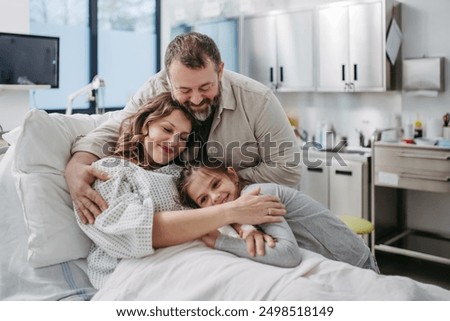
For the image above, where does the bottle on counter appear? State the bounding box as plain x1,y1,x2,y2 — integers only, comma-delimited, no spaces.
414,114,423,138
403,118,414,140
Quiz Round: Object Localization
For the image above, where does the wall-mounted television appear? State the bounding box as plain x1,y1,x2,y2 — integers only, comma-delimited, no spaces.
0,32,59,88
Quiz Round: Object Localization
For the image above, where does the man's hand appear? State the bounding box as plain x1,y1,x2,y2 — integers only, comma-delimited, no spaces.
65,152,109,224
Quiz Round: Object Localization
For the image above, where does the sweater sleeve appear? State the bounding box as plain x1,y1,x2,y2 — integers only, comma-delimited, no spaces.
214,219,301,268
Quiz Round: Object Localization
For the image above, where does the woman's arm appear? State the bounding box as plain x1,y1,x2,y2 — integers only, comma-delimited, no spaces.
152,187,286,249
77,161,286,255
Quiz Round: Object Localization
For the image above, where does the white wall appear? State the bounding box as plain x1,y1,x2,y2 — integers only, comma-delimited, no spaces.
0,0,29,33
0,0,30,131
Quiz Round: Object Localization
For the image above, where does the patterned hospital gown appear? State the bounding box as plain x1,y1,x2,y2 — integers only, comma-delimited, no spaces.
75,157,186,289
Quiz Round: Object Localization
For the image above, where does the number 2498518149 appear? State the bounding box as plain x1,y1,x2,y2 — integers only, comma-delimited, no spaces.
259,306,334,317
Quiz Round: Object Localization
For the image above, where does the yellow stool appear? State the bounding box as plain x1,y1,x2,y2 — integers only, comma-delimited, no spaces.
337,215,374,235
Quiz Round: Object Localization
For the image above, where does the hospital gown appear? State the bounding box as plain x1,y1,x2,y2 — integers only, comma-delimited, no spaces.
75,157,185,289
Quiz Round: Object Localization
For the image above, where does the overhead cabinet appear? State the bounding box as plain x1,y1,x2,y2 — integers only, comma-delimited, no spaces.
242,10,314,92
317,0,400,92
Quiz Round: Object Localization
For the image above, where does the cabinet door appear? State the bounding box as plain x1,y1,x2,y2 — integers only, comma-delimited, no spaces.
242,15,277,88
317,4,350,91
300,163,329,208
349,1,384,90
276,10,314,91
329,160,363,217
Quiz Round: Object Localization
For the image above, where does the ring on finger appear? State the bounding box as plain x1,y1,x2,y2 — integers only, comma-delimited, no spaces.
268,208,271,215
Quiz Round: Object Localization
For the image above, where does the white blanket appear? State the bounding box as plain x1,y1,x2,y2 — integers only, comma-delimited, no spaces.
93,241,450,301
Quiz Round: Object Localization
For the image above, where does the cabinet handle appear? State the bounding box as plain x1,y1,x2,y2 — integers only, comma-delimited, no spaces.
341,65,345,81
335,170,352,176
354,64,358,81
270,67,273,83
397,152,450,160
400,172,450,182
307,167,323,173
280,66,284,82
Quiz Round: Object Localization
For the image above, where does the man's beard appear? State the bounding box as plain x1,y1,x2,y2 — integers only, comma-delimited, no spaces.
189,104,212,121
179,85,222,121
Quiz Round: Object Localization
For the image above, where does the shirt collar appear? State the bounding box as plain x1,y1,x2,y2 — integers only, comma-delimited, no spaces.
218,70,236,112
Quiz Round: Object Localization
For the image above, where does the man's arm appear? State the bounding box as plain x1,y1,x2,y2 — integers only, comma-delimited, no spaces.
238,89,302,188
65,151,108,224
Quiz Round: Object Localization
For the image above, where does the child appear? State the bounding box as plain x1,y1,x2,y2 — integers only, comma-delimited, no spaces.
177,159,379,272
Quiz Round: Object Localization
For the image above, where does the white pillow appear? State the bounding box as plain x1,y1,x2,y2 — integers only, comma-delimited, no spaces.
12,109,104,267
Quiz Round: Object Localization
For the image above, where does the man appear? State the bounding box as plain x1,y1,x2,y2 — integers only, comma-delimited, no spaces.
65,32,301,226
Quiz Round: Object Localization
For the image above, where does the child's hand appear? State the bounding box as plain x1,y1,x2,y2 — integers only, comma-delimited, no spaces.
200,230,220,248
241,228,276,257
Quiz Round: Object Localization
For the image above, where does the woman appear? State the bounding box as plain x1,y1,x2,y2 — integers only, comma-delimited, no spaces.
75,92,285,289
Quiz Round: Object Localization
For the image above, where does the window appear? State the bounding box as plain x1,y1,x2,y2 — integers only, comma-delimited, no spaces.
30,0,90,111
29,0,158,113
98,0,157,108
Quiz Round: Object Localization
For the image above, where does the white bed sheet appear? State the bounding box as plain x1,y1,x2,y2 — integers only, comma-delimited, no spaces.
0,146,96,300
94,240,450,301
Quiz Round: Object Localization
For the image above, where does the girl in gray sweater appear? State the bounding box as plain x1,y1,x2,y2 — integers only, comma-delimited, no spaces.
177,160,379,273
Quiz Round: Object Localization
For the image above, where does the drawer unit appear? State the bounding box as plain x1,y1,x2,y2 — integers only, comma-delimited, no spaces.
374,143,450,193
372,142,450,265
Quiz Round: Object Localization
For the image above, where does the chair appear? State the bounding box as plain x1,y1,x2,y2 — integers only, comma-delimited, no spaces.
337,215,374,235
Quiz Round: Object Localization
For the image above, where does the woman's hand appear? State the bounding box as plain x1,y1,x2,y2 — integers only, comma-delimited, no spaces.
65,152,110,224
225,187,286,226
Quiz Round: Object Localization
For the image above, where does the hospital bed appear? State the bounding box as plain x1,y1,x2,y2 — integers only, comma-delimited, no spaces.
1,109,449,301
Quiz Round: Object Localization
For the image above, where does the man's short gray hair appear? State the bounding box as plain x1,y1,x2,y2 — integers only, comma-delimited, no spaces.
164,32,222,73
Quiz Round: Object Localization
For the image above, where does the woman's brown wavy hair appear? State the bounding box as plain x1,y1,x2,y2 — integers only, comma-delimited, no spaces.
114,92,196,169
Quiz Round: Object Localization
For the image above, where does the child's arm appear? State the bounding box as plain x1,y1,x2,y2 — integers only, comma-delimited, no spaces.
214,220,302,268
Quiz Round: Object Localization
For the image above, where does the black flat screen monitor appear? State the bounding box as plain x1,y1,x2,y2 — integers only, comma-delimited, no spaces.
0,32,59,88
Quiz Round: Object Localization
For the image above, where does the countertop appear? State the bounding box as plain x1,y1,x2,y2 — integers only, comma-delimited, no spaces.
300,145,371,163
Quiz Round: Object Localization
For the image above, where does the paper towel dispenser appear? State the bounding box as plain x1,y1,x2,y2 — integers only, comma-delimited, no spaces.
402,57,444,91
